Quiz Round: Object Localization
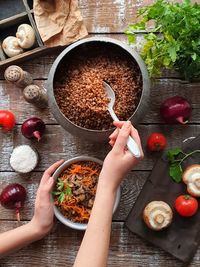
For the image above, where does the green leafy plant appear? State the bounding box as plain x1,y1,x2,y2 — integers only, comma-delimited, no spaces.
167,148,200,182
125,0,200,81
52,178,72,203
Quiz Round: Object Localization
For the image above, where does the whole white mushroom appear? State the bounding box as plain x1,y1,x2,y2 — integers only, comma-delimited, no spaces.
16,24,35,49
143,201,173,231
182,164,200,197
2,36,24,57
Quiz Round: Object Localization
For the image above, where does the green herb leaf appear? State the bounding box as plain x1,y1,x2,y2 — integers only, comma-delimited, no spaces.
169,163,183,183
125,31,136,44
65,187,72,196
192,53,197,61
57,178,64,191
168,46,177,62
125,0,200,80
58,192,65,203
166,148,182,162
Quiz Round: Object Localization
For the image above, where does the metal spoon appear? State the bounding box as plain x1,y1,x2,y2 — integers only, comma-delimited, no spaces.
103,81,141,158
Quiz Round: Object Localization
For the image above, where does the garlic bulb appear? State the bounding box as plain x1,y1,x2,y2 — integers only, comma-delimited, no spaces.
2,36,23,57
143,201,173,231
182,164,200,197
16,24,35,49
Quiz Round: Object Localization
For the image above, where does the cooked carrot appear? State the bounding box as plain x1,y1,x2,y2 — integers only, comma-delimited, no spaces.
53,161,101,223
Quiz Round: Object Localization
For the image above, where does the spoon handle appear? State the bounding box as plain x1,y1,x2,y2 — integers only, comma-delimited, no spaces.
109,108,141,158
127,136,141,158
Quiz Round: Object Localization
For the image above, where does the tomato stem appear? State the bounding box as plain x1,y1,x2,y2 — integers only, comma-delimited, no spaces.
184,195,191,200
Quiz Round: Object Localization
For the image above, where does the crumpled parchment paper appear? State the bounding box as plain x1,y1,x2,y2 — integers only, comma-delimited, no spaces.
33,0,88,47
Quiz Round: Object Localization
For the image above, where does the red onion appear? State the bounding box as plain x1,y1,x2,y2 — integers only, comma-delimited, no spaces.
21,117,45,141
160,96,192,124
0,183,27,221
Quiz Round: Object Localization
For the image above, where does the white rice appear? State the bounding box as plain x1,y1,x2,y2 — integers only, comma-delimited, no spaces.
10,145,38,173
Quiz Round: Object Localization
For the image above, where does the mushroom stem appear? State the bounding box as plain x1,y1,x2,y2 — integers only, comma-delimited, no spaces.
155,214,164,224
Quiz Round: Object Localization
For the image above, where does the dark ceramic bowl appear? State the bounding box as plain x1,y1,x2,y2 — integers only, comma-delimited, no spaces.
47,37,150,142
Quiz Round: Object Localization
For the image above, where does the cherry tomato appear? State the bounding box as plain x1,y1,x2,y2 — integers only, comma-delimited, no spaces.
175,195,198,217
147,132,167,151
0,110,16,131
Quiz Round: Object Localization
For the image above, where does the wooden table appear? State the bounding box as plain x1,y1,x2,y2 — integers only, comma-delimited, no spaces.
0,1,200,266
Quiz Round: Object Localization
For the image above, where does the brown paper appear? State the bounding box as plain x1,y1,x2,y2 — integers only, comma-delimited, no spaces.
33,0,88,47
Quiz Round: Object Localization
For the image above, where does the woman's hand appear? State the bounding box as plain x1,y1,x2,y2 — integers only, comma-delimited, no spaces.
99,121,143,192
30,160,64,237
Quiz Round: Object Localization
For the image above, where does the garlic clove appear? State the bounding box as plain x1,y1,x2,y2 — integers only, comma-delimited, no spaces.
16,24,35,49
2,36,24,58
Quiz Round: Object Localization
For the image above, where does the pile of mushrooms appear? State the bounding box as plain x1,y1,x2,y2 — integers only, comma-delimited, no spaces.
2,24,35,58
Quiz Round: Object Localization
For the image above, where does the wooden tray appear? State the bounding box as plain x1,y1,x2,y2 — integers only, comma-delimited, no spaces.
0,0,56,68
126,135,200,263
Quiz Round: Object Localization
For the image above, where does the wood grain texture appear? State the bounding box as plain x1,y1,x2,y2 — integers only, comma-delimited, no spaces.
78,0,153,33
1,78,199,124
0,221,200,267
1,1,200,266
0,171,147,221
0,125,199,172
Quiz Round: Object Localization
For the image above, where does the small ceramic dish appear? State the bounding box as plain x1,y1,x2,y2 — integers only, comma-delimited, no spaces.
52,156,121,230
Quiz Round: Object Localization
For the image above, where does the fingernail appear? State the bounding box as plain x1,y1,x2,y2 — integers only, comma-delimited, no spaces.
109,133,114,139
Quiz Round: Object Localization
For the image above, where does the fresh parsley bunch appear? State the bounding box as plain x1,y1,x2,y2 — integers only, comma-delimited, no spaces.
126,0,200,81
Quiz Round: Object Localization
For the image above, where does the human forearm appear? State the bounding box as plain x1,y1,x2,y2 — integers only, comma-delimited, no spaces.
74,122,143,267
74,175,117,267
0,220,43,258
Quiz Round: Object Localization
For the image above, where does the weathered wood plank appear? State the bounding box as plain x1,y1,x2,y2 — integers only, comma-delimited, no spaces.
79,0,147,33
0,171,147,221
0,221,200,266
0,79,199,124
0,125,199,172
0,80,53,122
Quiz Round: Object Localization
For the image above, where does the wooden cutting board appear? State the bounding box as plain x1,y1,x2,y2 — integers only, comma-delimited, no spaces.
126,135,200,263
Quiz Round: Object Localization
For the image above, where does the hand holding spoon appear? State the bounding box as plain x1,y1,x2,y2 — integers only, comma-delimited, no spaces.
103,81,141,158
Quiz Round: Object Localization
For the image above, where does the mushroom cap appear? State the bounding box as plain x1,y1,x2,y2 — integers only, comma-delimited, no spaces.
2,36,24,57
16,24,35,49
143,201,173,231
182,164,200,197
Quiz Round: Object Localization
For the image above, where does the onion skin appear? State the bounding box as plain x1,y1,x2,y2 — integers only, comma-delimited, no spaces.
21,117,45,141
0,183,27,221
160,96,192,124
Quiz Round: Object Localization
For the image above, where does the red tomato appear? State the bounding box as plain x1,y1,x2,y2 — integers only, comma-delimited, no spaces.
175,195,198,217
147,132,167,151
0,110,16,131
